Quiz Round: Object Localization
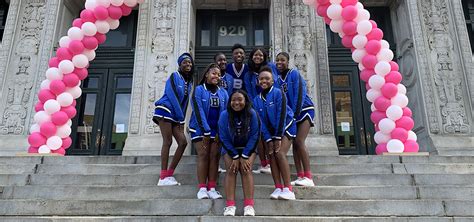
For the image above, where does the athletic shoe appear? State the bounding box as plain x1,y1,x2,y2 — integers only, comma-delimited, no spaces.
279,187,296,200
197,188,209,199
244,205,256,216
260,164,271,174
295,177,315,187
291,177,303,186
270,188,282,199
157,177,179,186
207,188,223,199
223,206,236,216
165,176,180,186
218,166,227,173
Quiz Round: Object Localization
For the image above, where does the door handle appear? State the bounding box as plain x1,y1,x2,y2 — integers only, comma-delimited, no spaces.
366,132,372,147
359,127,366,146
101,135,106,148
95,129,101,148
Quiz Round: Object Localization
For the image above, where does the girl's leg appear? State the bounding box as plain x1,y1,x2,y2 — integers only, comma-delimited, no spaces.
241,153,257,204
195,140,210,188
257,140,268,168
292,142,303,179
268,142,282,187
275,137,293,187
224,154,238,205
158,120,173,178
295,120,312,178
208,141,220,189
168,124,188,174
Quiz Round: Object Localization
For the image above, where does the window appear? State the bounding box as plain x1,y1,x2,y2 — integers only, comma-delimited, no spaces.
0,0,9,42
462,0,474,53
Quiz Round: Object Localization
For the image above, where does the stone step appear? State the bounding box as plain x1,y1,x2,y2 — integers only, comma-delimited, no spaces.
0,175,28,186
0,199,456,216
1,185,425,200
0,157,42,165
24,173,416,186
393,163,474,174
0,164,37,174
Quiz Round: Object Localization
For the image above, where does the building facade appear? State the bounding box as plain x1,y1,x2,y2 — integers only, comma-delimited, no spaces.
0,0,472,156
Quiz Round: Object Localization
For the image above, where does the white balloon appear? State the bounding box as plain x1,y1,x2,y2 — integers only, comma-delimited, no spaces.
38,145,51,154
34,111,51,125
391,93,409,108
68,27,84,41
374,61,391,76
327,4,343,20
58,60,75,74
368,75,385,90
330,19,344,34
408,131,417,141
95,20,111,34
379,118,396,134
377,49,394,62
96,0,111,7
81,22,98,36
40,79,51,90
352,49,367,63
371,104,377,112
85,0,97,10
111,0,124,6
374,131,391,144
30,124,41,133
57,92,74,107
83,49,96,61
44,100,61,115
356,2,364,10
358,63,365,71
59,36,71,48
72,54,89,68
67,119,73,126
386,105,403,121
47,136,63,150
46,68,63,81
381,40,390,49
357,20,372,35
124,0,138,7
67,86,83,99
398,84,407,94
353,35,368,49
387,139,405,153
56,124,72,138
107,18,120,30
329,0,342,3
366,89,382,103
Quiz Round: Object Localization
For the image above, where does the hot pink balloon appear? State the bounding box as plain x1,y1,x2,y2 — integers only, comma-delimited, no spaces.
108,6,123,20
63,74,80,87
375,143,388,155
40,122,57,137
369,20,378,29
56,47,73,61
385,71,402,84
28,133,47,147
28,146,39,153
72,18,84,28
83,36,99,50
366,28,384,41
38,89,56,103
69,40,85,55
94,6,110,20
370,111,387,124
35,102,44,112
50,80,67,95
51,111,69,126
317,0,330,4
341,5,358,21
52,148,66,155
391,128,409,142
341,0,358,7
62,137,73,149
360,69,375,82
342,21,357,36
74,68,89,80
120,5,133,16
403,107,413,117
80,9,97,23
49,57,60,68
396,116,415,131
95,33,107,44
390,61,399,71
366,40,382,55
404,140,419,152
381,83,398,99
342,35,355,48
374,96,391,112
61,106,77,119
362,55,378,69
317,4,329,18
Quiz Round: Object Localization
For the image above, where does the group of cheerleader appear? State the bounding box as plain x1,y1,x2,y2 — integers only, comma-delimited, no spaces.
153,44,316,216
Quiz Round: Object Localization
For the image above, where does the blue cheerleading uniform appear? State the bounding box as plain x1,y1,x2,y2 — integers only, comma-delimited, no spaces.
189,84,228,141
220,73,234,96
244,63,278,100
218,109,261,159
226,63,248,91
154,72,192,124
275,68,315,126
253,86,296,142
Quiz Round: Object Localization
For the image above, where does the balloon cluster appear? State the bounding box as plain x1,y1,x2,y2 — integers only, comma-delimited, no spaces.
302,0,419,154
27,0,144,155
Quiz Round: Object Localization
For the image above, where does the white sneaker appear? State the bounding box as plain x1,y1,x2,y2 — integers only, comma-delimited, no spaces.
197,188,209,199
270,188,282,199
218,167,227,173
295,177,315,187
260,164,271,174
165,176,180,186
157,177,179,186
291,177,303,186
223,206,236,216
244,205,256,216
207,188,223,199
279,187,296,200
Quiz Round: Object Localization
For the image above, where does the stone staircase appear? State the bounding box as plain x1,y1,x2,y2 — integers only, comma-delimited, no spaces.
1,155,474,221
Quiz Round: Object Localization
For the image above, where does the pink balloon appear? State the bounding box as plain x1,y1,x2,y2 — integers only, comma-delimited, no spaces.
74,68,89,80
51,111,69,126
52,148,66,155
365,82,371,91
108,6,123,20
82,36,99,50
342,21,357,35
381,83,398,99
390,61,399,71
374,96,391,111
56,47,73,61
369,20,378,29
362,55,378,69
342,35,355,48
391,128,409,142
317,0,330,4
80,9,97,23
63,74,80,87
94,6,110,20
62,137,72,149
370,111,387,124
324,17,331,25
385,71,402,84
72,100,77,107
317,4,329,18
341,0,358,7
360,69,375,82
95,33,107,44
341,5,358,21
28,133,47,147
396,116,415,131
121,5,133,16
35,102,44,112
404,140,419,152
69,40,85,55
366,40,382,55
72,18,84,28
38,89,56,103
61,106,77,119
28,146,39,153
403,107,413,117
375,143,388,155
49,57,60,68
50,80,66,95
40,122,57,137
367,28,383,41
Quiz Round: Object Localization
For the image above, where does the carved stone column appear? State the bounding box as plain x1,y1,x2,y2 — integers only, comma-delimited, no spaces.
271,0,338,155
0,0,60,156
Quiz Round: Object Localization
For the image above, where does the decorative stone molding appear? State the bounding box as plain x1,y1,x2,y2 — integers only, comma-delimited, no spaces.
0,0,20,100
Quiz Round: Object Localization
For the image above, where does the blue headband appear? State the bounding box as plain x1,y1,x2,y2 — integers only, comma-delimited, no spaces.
178,53,193,65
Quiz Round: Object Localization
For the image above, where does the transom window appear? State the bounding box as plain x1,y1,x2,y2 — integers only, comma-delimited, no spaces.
0,0,9,42
462,0,474,53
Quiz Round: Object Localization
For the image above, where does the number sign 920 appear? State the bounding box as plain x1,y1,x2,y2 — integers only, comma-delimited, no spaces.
219,26,246,37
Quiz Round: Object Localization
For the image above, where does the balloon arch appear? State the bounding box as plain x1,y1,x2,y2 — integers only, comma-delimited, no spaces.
27,0,419,155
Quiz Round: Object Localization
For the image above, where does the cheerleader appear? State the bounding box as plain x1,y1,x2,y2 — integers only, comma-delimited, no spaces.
214,52,234,96
153,53,194,186
219,90,260,216
189,63,229,199
253,66,296,200
275,52,315,187
225,44,248,91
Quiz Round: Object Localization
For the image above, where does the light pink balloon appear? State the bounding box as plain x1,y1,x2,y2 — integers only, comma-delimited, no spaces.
47,136,63,151
387,139,404,153
72,54,89,68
